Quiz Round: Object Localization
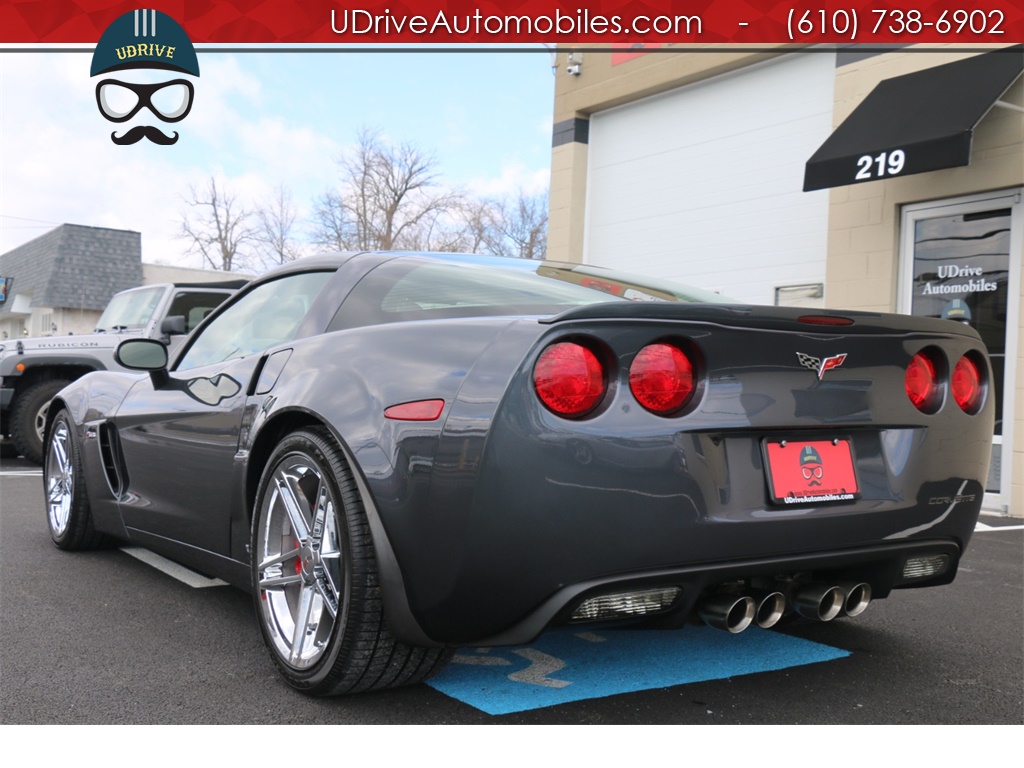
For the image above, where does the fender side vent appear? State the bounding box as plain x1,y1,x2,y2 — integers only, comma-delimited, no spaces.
98,422,129,498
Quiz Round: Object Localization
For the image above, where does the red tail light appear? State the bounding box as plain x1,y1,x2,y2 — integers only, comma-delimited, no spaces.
905,351,939,412
952,355,983,413
534,342,605,417
629,343,696,415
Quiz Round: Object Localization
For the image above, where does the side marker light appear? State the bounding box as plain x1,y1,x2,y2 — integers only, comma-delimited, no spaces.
384,399,445,421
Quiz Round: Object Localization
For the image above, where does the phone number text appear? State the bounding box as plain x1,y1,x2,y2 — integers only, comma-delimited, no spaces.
786,8,1006,41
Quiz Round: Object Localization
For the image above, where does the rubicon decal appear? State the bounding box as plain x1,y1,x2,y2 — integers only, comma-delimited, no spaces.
797,352,848,379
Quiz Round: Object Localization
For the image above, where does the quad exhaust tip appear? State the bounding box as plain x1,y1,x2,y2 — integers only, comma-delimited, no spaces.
753,591,786,629
792,584,845,622
839,582,872,617
792,582,872,621
700,581,872,632
698,594,756,634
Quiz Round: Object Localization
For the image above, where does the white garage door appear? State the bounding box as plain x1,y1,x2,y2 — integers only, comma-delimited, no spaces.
585,54,836,305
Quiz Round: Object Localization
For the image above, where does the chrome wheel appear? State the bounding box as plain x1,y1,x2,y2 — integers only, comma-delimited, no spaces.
46,420,74,537
252,428,451,695
255,454,344,670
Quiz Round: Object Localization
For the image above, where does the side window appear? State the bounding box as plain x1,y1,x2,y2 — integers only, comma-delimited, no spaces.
167,290,234,333
176,272,332,372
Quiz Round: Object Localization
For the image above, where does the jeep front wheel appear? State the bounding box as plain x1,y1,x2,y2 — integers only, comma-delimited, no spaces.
10,379,70,464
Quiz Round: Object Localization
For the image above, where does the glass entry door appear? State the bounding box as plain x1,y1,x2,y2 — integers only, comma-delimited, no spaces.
900,190,1022,513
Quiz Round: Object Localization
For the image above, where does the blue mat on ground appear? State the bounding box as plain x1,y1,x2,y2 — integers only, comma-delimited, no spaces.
427,626,850,715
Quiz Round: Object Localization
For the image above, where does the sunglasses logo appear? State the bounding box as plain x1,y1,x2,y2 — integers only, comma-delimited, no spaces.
799,446,824,487
90,10,200,146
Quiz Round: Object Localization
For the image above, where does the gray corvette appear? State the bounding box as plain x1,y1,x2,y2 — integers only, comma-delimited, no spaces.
43,252,994,696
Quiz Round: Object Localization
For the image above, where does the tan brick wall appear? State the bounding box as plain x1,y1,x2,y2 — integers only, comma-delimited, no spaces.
824,48,1023,514
826,49,1023,314
547,142,589,263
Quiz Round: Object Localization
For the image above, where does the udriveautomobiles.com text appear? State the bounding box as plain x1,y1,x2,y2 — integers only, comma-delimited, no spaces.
330,8,703,36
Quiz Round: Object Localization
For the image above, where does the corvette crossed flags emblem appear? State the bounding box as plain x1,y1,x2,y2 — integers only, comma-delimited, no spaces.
797,352,848,380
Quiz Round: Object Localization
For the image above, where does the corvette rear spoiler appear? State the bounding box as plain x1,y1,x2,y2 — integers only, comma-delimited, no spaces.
541,302,984,341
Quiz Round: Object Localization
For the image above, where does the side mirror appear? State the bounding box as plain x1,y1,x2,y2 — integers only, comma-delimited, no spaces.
161,315,187,336
115,338,169,388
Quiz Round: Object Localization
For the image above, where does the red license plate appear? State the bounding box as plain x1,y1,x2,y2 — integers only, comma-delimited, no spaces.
764,439,859,505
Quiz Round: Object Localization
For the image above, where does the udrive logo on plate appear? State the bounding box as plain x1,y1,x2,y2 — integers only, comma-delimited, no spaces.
90,9,200,146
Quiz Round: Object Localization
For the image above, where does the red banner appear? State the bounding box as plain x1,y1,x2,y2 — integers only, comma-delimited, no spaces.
1,0,1022,43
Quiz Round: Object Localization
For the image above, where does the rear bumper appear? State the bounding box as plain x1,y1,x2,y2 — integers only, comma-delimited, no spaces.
385,420,985,644
475,538,962,645
383,537,962,647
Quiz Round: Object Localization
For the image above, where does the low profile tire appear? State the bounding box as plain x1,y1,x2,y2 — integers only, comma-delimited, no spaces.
251,427,451,696
44,410,115,550
11,379,70,465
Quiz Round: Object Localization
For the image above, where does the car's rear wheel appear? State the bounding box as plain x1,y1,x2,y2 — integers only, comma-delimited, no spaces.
45,410,115,550
251,427,451,695
12,379,70,464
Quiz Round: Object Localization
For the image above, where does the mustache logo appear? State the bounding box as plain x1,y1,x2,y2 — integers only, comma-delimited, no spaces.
111,126,179,145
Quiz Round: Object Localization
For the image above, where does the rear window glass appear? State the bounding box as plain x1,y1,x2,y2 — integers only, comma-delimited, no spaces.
329,259,621,331
328,256,732,331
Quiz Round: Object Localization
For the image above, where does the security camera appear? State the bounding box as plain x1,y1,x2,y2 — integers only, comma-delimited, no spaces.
566,63,581,76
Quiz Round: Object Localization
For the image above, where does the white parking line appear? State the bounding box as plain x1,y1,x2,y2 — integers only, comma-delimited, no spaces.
0,470,42,476
974,522,1024,532
120,546,229,588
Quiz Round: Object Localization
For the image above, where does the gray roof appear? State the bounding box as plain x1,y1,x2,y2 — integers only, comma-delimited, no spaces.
0,224,143,315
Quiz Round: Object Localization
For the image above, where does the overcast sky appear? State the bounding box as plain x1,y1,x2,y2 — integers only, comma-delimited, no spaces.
0,48,556,271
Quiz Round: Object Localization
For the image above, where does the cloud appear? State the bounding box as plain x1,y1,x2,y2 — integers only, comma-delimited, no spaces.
2,51,554,271
466,162,549,198
1,53,197,263
0,52,338,269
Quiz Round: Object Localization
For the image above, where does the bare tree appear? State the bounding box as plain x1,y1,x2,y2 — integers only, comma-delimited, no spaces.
450,198,501,254
255,185,302,266
311,129,458,251
310,189,356,253
179,177,257,272
489,190,548,260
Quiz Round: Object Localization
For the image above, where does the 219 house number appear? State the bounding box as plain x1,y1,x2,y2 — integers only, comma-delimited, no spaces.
855,149,906,181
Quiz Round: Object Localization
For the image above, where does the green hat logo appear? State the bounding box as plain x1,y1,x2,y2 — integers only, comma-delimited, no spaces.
91,9,199,77
800,446,822,465
90,10,199,145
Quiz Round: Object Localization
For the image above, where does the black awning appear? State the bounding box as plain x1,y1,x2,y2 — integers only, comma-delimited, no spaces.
804,45,1023,192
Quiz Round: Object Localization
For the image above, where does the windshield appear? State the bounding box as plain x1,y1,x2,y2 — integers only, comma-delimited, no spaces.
95,286,164,331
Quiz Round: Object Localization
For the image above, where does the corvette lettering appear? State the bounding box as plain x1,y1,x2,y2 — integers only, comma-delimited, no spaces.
929,494,977,506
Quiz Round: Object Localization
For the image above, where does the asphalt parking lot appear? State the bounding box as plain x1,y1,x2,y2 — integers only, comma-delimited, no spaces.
1,458,1021,725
